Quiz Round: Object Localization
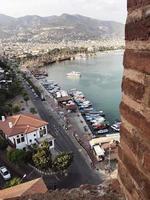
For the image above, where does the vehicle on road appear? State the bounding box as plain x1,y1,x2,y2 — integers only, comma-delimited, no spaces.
93,144,105,161
0,166,11,180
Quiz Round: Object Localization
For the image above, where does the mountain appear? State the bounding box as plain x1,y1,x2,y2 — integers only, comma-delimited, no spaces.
0,13,124,42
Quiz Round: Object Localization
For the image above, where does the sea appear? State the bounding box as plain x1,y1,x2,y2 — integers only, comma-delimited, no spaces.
46,50,124,124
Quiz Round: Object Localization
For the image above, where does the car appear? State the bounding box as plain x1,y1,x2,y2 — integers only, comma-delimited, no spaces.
0,166,11,180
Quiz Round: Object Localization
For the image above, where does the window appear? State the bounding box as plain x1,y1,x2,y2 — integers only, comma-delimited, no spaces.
16,138,21,144
29,139,32,143
43,127,47,135
39,129,44,137
21,136,25,142
34,134,36,137
39,127,46,137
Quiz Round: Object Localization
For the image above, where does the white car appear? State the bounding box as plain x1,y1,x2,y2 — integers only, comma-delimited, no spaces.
0,166,11,180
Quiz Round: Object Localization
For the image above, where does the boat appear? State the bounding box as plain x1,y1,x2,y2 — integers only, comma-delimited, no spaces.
97,129,109,134
111,122,121,132
66,71,81,78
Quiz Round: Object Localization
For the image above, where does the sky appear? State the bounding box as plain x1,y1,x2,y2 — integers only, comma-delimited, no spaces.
0,0,127,23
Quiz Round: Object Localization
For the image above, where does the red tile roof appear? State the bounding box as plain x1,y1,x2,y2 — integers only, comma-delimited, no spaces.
0,178,48,200
0,114,48,137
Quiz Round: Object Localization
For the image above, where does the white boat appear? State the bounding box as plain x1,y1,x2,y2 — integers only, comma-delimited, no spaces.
66,71,81,78
111,122,121,132
97,129,109,134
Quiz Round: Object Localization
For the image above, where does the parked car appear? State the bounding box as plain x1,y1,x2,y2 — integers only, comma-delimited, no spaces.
0,166,11,180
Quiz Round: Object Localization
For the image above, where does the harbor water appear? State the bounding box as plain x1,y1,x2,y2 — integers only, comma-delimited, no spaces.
46,50,124,123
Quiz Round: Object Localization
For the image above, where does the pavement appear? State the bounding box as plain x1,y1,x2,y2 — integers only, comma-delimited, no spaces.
22,77,105,189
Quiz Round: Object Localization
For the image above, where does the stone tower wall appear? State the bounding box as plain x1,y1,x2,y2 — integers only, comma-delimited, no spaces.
118,0,150,200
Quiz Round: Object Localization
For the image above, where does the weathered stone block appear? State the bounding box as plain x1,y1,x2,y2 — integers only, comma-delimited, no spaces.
120,102,150,140
125,17,150,40
122,77,145,101
127,0,150,10
118,146,150,200
124,50,150,74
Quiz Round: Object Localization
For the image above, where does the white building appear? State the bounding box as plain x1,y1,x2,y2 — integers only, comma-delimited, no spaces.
0,114,55,150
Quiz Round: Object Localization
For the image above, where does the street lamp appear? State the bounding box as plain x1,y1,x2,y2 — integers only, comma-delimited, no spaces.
20,174,27,182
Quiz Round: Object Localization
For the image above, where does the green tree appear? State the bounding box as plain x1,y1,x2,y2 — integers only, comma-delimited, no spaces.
22,91,28,97
32,141,52,170
5,177,21,188
23,95,29,105
12,104,20,114
30,107,37,114
7,149,27,165
52,152,73,172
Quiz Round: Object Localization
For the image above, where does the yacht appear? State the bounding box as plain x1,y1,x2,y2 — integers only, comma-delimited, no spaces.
66,71,81,78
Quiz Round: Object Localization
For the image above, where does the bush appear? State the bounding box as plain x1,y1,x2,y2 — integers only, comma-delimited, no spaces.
5,177,21,188
32,141,52,170
12,104,20,114
7,149,27,165
22,91,28,97
23,96,29,103
30,107,37,114
52,152,73,172
0,137,8,150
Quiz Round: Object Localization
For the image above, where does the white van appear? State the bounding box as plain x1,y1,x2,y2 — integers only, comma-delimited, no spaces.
93,144,105,161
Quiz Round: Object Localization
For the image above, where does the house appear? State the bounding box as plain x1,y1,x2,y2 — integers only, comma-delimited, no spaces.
0,178,48,200
0,114,55,150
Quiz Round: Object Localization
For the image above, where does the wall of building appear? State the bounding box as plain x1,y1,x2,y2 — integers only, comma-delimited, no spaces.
9,125,48,149
118,0,150,200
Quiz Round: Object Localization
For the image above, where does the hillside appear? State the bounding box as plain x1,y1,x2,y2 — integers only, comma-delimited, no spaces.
0,13,124,42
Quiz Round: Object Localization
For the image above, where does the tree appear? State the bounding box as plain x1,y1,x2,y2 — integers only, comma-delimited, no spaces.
5,177,21,188
52,152,73,172
12,104,20,114
23,95,29,105
30,107,37,114
7,149,27,165
32,141,52,170
22,91,28,97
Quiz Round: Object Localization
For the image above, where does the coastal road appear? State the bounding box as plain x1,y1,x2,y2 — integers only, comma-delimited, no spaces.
22,79,103,189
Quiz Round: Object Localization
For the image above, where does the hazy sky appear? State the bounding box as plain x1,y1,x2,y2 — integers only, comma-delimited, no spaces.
1,0,127,23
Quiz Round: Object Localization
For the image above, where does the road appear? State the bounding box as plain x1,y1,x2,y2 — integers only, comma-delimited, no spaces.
23,79,103,189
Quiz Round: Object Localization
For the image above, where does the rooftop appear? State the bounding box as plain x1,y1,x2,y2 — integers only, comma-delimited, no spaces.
0,114,48,137
0,178,48,200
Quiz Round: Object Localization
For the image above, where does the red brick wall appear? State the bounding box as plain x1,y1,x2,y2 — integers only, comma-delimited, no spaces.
119,0,150,200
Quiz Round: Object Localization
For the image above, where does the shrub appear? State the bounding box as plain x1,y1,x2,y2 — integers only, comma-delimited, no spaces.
32,141,52,170
12,104,20,114
5,177,21,188
23,95,29,103
7,149,27,165
30,107,37,114
52,152,73,172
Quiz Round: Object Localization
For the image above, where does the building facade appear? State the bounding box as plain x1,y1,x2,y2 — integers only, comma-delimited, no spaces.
0,114,55,149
